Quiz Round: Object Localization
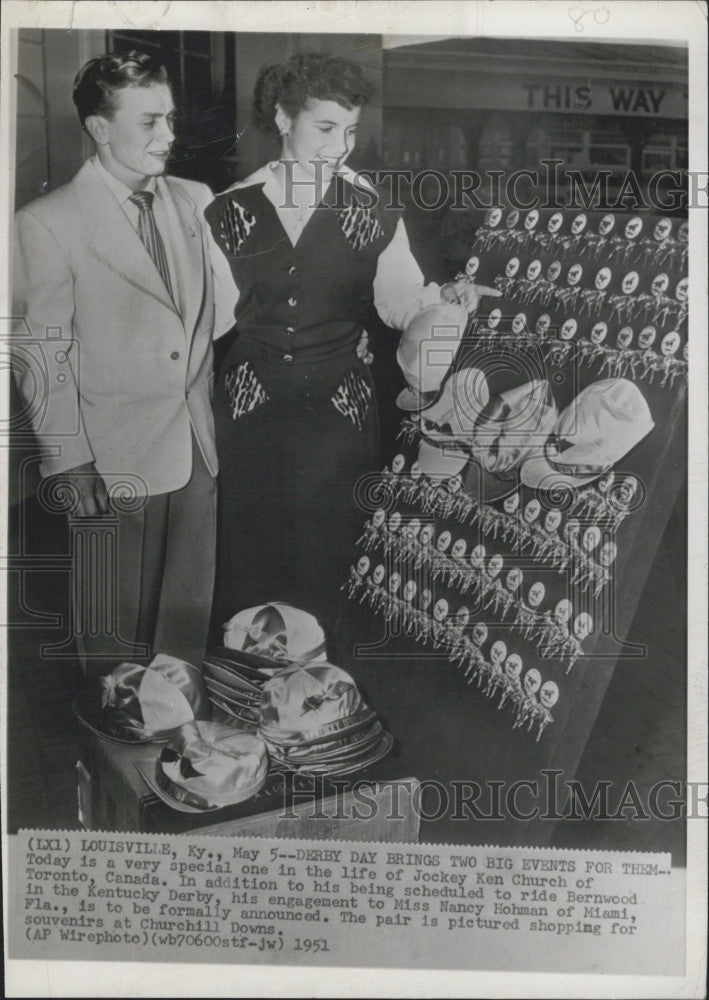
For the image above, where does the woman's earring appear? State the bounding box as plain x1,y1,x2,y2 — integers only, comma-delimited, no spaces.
280,127,289,137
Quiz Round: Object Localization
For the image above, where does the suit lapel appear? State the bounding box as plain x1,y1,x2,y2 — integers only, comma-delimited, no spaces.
159,176,204,339
73,160,181,321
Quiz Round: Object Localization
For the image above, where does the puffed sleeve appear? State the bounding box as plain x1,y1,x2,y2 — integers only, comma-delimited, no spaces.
373,217,443,330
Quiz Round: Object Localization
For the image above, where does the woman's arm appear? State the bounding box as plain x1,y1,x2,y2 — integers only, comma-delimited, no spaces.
373,217,500,330
373,218,442,330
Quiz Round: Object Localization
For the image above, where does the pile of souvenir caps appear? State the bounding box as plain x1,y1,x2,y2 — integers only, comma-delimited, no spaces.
258,661,393,776
202,603,328,730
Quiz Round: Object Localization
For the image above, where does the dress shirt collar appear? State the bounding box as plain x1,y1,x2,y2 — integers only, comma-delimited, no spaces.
91,154,158,205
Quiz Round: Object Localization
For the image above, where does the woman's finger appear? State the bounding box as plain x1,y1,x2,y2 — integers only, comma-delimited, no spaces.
472,284,502,297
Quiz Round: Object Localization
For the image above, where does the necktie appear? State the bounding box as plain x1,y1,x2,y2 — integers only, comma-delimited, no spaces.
129,191,175,301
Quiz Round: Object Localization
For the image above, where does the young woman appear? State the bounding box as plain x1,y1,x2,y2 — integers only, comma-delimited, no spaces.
206,52,492,635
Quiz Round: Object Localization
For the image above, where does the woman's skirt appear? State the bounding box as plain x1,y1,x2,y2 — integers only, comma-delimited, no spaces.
210,336,380,641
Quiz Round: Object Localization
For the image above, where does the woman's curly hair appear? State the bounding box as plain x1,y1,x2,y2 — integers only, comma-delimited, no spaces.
253,52,375,136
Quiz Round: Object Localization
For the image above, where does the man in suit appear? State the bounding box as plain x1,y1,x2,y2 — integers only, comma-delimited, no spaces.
13,51,238,672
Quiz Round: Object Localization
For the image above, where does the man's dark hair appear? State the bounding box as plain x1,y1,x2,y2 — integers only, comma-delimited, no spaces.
72,50,170,125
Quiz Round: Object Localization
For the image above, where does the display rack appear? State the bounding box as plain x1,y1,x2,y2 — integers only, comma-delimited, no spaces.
337,207,687,847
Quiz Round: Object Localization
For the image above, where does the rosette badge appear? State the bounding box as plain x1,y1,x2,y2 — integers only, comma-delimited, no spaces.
74,654,209,744
258,663,393,776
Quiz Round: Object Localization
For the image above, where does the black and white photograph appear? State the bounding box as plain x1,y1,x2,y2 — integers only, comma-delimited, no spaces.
1,1,706,996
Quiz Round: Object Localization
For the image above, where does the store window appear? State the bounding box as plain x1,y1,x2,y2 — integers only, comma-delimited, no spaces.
107,30,236,189
642,134,687,174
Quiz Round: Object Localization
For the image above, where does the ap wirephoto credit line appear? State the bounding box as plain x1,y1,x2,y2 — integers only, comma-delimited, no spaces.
1,2,706,998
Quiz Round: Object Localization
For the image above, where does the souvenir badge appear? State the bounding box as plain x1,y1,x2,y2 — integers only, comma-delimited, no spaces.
420,523,434,546
392,453,405,474
536,313,552,336
506,567,523,592
617,326,633,350
524,209,539,230
675,277,688,303
571,213,588,235
490,640,507,665
527,259,542,281
448,474,463,495
372,508,386,529
546,261,562,282
372,564,385,585
356,555,370,577
598,472,614,493
598,214,615,236
456,606,470,628
652,273,670,296
638,325,657,349
574,611,593,642
544,509,562,533
554,598,573,623
583,525,601,552
452,538,467,559
473,622,488,646
487,207,503,228
590,321,608,346
505,653,523,679
410,460,422,480
389,573,401,595
433,598,449,622
506,209,520,229
487,308,502,329
408,517,421,538
465,256,480,277
504,492,521,514
524,498,541,524
677,221,688,243
595,267,612,291
567,263,583,286
506,257,520,278
512,312,527,334
548,212,563,234
661,331,680,356
488,553,504,578
598,540,618,567
560,318,578,340
621,271,639,295
403,579,417,602
436,530,452,552
524,668,541,694
683,342,688,361
470,543,486,567
528,581,545,608
624,217,643,239
420,587,432,611
653,218,672,242
539,681,559,709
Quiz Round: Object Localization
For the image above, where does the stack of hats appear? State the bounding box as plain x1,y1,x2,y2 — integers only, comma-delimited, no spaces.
73,653,210,744
258,662,393,776
203,603,330,729
202,647,270,732
141,720,270,813
222,602,327,671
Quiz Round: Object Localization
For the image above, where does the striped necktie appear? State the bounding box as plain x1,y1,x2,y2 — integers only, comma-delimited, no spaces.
129,191,175,301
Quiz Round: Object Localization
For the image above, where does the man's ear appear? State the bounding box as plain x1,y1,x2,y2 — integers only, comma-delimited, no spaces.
84,114,111,145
